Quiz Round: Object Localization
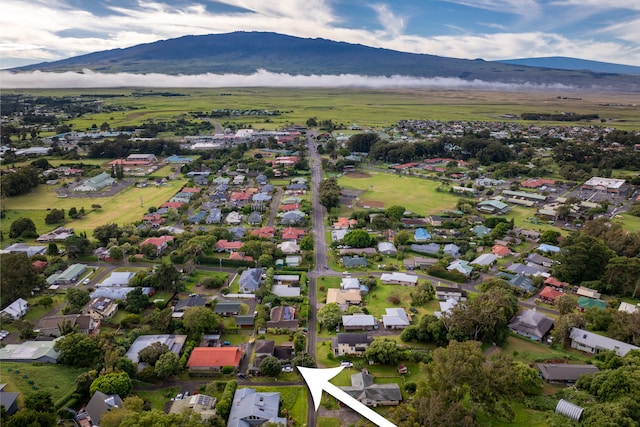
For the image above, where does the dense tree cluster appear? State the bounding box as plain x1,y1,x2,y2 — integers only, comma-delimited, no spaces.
87,137,180,158
318,177,341,210
0,253,45,307
0,166,41,197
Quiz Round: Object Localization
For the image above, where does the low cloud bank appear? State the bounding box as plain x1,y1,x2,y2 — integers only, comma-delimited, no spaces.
1,68,576,90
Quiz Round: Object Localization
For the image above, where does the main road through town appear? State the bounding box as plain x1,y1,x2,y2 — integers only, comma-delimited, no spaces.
304,134,330,427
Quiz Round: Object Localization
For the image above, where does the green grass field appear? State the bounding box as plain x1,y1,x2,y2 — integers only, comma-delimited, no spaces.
7,88,640,131
338,172,461,216
0,362,87,406
2,178,186,238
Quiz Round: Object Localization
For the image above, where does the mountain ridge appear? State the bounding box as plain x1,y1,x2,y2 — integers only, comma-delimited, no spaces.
9,32,640,91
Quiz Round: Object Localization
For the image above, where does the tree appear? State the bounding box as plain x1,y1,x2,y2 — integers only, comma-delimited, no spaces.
68,206,78,218
385,205,406,221
292,352,316,368
0,253,45,307
154,263,183,292
342,229,372,248
394,230,412,246
90,371,132,397
317,303,342,331
306,117,317,127
138,342,170,365
411,281,435,306
75,370,98,398
155,351,180,379
553,234,614,285
552,313,586,347
9,217,37,238
93,223,122,246
346,133,380,153
3,409,56,427
318,177,341,210
260,356,282,378
125,287,149,314
64,234,90,259
65,288,90,312
44,208,65,224
38,296,53,308
24,391,54,413
554,293,578,315
182,306,219,334
55,332,100,367
540,230,561,245
144,307,174,333
46,242,59,256
300,234,314,251
364,339,401,365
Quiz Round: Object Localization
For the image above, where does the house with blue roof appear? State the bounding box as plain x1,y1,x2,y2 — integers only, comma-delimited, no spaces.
443,243,460,257
227,388,286,427
188,211,207,224
414,228,431,242
166,155,192,163
206,209,222,224
538,244,560,253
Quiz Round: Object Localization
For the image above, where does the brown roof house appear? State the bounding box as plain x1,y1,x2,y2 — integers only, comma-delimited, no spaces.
340,371,402,407
538,363,600,384
36,314,94,337
266,306,298,330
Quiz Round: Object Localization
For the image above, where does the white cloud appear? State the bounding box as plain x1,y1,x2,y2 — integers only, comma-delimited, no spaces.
551,0,640,10
370,3,406,39
443,0,541,17
0,69,578,91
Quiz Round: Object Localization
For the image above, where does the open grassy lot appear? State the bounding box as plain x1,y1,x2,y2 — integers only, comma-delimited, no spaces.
0,362,86,406
8,88,640,131
338,172,461,216
499,335,592,364
2,178,186,236
133,385,182,411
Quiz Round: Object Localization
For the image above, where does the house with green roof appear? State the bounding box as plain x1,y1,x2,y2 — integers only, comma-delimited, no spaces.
73,172,116,192
577,297,607,311
46,263,88,285
0,338,61,363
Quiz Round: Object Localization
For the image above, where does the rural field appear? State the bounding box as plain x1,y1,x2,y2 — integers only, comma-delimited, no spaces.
2,177,186,236
6,88,640,132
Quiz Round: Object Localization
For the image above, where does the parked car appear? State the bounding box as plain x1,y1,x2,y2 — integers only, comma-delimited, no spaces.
409,307,418,314
237,373,248,379
82,278,91,285
340,361,353,368
282,365,294,373
175,393,183,400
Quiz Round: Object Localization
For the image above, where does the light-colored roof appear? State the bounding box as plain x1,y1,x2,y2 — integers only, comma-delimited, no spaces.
327,288,362,306
471,253,498,266
271,285,301,298
227,388,286,427
0,338,61,362
342,314,376,327
125,334,187,363
382,308,410,327
97,271,134,287
570,327,639,356
0,298,29,319
380,272,419,285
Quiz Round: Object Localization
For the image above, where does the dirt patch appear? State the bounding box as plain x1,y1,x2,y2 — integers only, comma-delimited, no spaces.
358,199,385,208
345,171,371,178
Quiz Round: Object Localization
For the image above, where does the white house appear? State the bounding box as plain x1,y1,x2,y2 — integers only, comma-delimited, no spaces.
0,298,29,320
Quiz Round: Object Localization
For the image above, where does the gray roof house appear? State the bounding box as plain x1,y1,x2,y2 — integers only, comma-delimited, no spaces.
0,390,19,416
247,211,262,225
507,263,548,277
538,364,600,384
0,298,29,320
239,268,263,293
214,301,242,316
340,372,402,407
84,391,123,426
227,388,286,427
125,334,187,364
382,308,411,329
471,253,498,266
443,243,460,258
342,314,377,331
411,243,440,255
206,209,222,224
377,242,397,256
173,294,209,317
509,309,554,341
569,327,640,356
342,256,368,268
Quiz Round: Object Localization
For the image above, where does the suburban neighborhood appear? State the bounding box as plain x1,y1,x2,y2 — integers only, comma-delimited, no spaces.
1,92,640,427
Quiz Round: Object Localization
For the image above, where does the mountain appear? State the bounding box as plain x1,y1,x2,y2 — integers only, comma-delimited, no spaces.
10,32,640,91
499,57,640,75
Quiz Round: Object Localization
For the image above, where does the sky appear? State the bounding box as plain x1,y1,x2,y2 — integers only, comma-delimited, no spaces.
1,0,640,71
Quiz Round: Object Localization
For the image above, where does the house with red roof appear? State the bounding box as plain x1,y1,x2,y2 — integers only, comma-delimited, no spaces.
160,201,184,209
539,286,564,304
229,251,253,262
281,227,305,241
333,217,357,229
545,276,570,289
251,227,275,239
215,240,244,252
521,178,556,188
142,213,165,228
180,187,201,193
187,347,243,374
491,244,512,258
32,260,48,272
140,236,175,255
279,203,301,212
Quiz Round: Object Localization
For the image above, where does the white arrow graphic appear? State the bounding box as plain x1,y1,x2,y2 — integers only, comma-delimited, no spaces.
298,366,397,427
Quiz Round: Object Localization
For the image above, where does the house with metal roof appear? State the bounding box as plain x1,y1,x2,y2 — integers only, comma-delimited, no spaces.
342,256,368,268
214,301,242,316
83,391,123,426
413,228,431,242
97,271,135,287
36,314,94,337
555,399,584,422
342,314,377,331
443,243,460,257
477,199,510,214
382,308,411,329
125,334,187,364
227,388,286,427
238,268,263,293
471,253,498,267
377,242,397,256
271,285,301,298
0,298,29,320
570,327,640,356
380,272,419,286
327,288,362,311
1,243,46,257
509,309,554,341
0,338,61,363
339,372,402,407
266,306,297,330
538,364,599,384
411,243,440,255
187,347,243,374
73,172,115,192
447,259,473,276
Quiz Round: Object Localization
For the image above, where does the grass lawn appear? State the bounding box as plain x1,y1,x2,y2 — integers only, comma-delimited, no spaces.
0,362,87,406
317,417,342,427
133,385,181,411
364,283,415,318
183,271,229,293
23,295,65,322
1,209,54,246
338,172,460,216
315,276,341,303
1,178,186,235
476,401,552,427
499,335,592,364
252,385,307,426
